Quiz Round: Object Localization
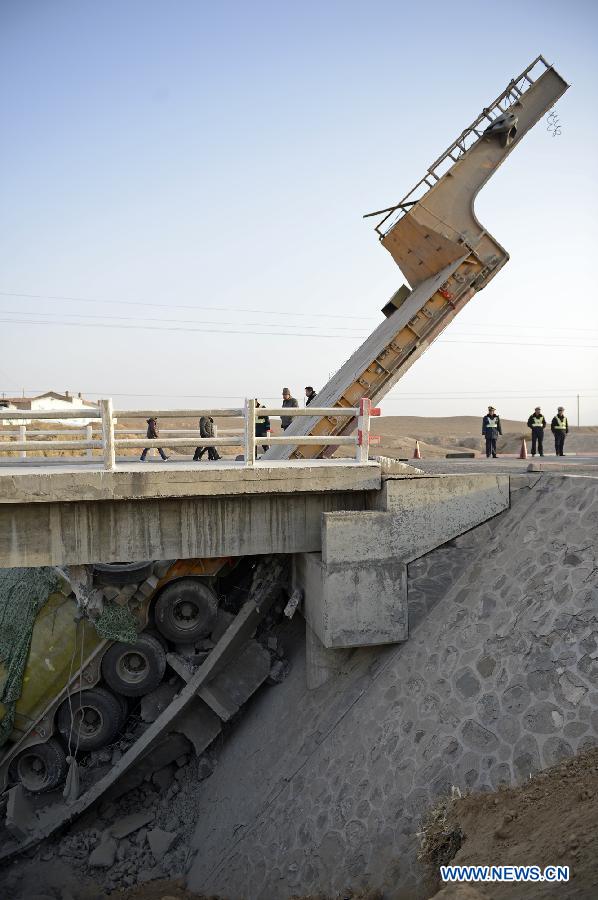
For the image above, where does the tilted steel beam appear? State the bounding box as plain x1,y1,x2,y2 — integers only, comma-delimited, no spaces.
265,56,568,460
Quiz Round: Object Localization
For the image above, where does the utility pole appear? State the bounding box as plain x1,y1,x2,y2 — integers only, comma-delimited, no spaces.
577,393,580,428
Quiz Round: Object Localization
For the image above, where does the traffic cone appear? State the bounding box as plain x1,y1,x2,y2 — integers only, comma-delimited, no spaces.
519,437,528,460
413,440,422,460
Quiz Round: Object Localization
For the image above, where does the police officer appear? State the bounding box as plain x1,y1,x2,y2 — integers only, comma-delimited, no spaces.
482,405,502,458
551,406,569,456
526,406,546,457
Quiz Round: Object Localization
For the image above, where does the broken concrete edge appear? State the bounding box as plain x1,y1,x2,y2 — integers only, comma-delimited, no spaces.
527,462,598,473
510,473,543,492
374,455,424,477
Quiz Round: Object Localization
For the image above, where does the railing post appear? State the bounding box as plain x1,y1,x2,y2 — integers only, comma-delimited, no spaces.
356,397,370,464
18,424,26,460
244,398,256,466
85,424,93,458
100,398,115,470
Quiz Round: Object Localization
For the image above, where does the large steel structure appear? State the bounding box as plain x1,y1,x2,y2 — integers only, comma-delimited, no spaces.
264,56,568,460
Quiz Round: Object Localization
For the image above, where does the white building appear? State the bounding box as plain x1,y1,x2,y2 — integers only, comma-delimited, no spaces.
0,391,98,426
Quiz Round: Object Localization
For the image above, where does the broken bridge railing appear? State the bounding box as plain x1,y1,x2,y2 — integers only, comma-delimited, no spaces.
0,398,381,470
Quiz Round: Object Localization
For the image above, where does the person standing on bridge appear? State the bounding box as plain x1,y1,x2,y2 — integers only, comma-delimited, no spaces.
551,406,569,456
281,388,298,430
527,406,546,457
140,417,169,462
482,406,502,459
193,416,221,462
305,386,317,406
254,400,270,456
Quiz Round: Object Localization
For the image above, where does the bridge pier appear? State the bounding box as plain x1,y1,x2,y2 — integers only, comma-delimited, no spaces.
293,473,509,684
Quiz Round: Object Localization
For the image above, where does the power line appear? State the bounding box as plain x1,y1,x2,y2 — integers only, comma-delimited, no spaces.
1,290,596,335
3,307,597,342
2,316,598,348
0,308,366,334
0,317,365,340
0,290,375,321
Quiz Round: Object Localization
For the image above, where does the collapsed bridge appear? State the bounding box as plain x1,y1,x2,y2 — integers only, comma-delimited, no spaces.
0,55,586,900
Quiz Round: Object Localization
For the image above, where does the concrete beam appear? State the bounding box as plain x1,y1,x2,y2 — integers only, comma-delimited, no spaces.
0,491,371,567
0,460,381,504
294,474,509,649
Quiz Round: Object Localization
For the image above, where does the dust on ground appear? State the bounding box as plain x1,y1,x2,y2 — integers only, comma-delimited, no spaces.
421,746,598,899
112,884,384,900
112,877,218,898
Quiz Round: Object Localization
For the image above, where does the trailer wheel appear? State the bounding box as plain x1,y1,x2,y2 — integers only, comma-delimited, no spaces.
56,687,123,752
101,633,166,697
12,738,68,794
93,561,153,586
154,578,218,643
114,691,130,729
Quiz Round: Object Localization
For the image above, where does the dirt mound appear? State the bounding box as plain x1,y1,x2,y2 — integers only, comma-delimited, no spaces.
112,877,218,898
421,747,598,899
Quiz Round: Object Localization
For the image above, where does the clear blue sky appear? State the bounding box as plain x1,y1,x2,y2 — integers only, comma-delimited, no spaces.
1,0,597,422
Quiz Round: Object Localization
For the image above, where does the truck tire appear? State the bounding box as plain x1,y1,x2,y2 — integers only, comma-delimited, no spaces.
12,738,68,794
101,633,166,697
114,691,130,729
93,561,153,586
56,687,123,752
154,578,218,643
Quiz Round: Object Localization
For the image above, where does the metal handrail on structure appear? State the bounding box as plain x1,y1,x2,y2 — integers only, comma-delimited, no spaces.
367,55,553,237
0,398,380,470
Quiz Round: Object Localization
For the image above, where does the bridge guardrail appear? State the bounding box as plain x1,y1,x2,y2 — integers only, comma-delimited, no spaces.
0,398,380,470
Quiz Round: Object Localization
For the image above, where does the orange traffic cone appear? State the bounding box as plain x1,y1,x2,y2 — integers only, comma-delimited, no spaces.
519,437,528,460
413,440,422,460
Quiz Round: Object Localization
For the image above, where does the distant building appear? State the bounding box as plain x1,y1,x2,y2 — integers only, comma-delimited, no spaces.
0,391,98,426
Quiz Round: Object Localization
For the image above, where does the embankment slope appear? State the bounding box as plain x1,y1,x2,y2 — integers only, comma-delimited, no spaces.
188,474,598,899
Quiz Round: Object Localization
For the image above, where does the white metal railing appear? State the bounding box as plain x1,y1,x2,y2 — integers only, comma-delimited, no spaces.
0,398,380,470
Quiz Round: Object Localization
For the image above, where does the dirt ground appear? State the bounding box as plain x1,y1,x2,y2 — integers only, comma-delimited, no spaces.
421,747,598,899
112,878,218,899
111,881,384,899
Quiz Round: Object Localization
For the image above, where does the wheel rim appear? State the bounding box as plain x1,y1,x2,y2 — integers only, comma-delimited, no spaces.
172,596,201,633
73,704,104,739
116,648,150,685
17,751,48,791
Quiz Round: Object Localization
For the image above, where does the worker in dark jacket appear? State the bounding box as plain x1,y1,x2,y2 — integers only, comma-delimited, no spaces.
193,416,221,461
527,406,546,457
482,406,502,458
281,388,298,430
140,417,169,462
305,386,317,406
255,400,270,456
551,406,569,456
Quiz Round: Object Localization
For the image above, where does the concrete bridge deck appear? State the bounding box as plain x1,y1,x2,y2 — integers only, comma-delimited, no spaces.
0,458,382,504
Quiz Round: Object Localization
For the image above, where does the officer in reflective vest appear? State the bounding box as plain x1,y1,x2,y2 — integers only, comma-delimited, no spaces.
551,406,569,456
526,406,546,456
482,406,502,458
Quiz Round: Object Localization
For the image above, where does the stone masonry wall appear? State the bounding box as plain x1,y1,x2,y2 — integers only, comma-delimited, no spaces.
188,474,598,899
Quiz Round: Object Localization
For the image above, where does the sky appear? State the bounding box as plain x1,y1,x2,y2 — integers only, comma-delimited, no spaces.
1,0,597,423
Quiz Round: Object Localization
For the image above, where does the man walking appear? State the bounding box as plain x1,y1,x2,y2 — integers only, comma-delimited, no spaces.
527,406,546,456
255,400,270,456
305,386,317,406
281,388,298,430
551,406,569,456
482,405,502,458
193,416,221,462
140,417,169,462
